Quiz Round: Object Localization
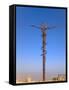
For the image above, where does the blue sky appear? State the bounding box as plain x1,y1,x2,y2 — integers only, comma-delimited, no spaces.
16,6,66,81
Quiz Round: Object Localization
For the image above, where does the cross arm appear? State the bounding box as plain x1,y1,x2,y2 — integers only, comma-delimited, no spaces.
31,25,40,29
47,26,56,30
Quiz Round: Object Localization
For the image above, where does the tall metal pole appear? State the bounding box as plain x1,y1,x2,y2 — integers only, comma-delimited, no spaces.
41,28,46,81
31,24,56,81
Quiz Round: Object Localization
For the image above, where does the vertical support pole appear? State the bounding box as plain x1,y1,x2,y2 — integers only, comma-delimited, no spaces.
43,54,46,81
42,31,46,81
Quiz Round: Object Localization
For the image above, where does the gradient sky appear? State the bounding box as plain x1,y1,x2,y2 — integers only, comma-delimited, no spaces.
16,6,66,81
